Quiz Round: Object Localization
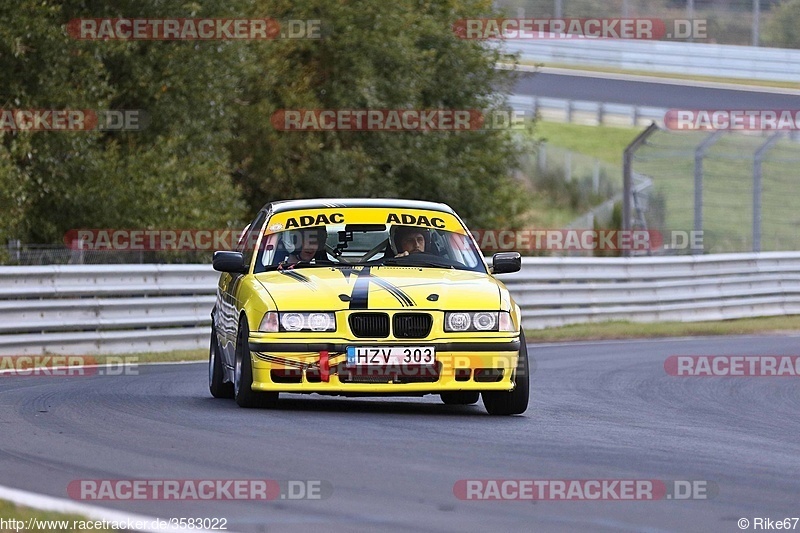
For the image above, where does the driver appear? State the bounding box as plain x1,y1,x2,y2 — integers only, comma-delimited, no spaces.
280,227,327,269
394,226,427,257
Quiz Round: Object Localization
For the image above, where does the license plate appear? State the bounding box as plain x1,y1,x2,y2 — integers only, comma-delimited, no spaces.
346,346,436,366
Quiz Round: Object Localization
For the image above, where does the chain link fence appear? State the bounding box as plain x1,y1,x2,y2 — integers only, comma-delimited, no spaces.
629,128,800,254
2,242,211,265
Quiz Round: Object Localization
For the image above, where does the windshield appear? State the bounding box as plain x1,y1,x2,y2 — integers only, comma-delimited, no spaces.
254,222,486,274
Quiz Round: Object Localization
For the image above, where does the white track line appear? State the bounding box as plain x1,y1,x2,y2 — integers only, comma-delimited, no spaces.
0,483,233,532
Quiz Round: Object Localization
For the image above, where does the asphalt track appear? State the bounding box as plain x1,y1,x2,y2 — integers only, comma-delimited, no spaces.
513,71,800,109
1,334,799,532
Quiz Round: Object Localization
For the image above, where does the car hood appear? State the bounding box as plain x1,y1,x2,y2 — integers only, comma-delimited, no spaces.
254,266,503,311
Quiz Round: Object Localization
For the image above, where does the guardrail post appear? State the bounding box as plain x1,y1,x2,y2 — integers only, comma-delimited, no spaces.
597,103,605,126
69,239,84,265
7,240,21,263
538,142,547,173
565,151,572,182
752,132,782,252
753,0,761,46
623,123,660,256
566,100,573,123
693,131,724,255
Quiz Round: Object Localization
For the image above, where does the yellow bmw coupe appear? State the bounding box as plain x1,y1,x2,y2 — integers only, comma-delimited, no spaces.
210,199,528,415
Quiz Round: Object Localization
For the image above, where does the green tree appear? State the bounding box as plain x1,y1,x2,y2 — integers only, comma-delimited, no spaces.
764,0,800,48
0,0,246,244
230,0,532,229
2,0,532,248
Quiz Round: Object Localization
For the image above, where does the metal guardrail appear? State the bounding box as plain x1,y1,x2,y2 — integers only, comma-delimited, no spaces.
506,252,800,329
508,94,666,127
507,39,800,83
0,265,217,355
2,253,799,355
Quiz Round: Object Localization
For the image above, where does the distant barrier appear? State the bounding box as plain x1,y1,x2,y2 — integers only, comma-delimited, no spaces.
508,94,666,127
507,40,800,83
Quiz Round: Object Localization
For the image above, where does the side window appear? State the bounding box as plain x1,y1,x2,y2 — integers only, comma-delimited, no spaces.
238,211,267,271
258,233,280,269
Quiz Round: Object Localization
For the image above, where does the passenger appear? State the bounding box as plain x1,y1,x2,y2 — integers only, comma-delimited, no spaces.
280,227,326,268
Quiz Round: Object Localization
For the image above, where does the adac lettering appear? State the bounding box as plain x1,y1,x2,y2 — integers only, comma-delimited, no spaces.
285,213,344,228
386,213,445,228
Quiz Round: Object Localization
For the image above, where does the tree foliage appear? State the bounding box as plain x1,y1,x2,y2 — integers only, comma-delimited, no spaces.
231,0,531,229
1,0,531,245
764,0,800,48
1,0,248,243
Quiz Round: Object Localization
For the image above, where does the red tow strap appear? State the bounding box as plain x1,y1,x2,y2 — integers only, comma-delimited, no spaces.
319,350,330,382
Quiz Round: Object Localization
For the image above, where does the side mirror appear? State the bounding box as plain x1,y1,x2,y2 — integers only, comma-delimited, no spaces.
492,252,521,274
213,251,248,274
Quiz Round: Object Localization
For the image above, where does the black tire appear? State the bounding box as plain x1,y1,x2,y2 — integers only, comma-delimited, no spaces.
440,391,480,405
482,332,530,416
234,318,279,408
209,331,234,399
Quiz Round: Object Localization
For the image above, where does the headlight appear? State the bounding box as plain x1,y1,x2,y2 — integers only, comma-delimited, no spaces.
259,312,336,333
444,311,515,332
445,312,472,332
473,312,497,331
308,312,334,331
281,313,305,331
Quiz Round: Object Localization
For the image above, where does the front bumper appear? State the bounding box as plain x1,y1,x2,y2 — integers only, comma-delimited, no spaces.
248,338,521,394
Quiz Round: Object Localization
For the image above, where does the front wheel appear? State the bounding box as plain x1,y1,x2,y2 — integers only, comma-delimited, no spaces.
234,318,279,408
482,332,530,416
209,331,234,399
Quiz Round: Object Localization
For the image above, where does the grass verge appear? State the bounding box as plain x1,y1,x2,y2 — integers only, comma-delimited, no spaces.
88,350,206,364
524,315,800,342
0,499,116,532
533,121,642,167
527,121,800,252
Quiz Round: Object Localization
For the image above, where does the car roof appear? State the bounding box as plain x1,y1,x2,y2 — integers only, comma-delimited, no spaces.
264,198,456,215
